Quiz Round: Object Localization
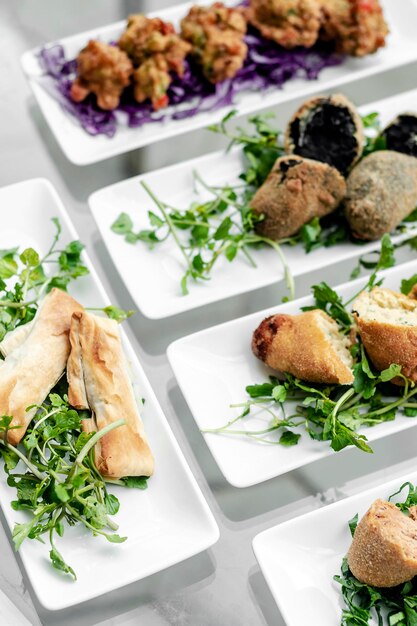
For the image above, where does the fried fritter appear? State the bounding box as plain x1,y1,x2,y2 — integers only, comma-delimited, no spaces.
250,155,346,239
247,0,322,48
70,40,133,111
181,2,248,83
320,0,388,56
344,151,417,240
119,14,191,110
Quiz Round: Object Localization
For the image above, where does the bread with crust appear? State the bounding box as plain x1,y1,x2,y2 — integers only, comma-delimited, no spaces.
252,309,353,384
67,311,154,479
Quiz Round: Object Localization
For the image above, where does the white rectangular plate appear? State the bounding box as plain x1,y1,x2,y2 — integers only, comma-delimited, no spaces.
167,259,417,488
21,0,417,165
0,179,219,611
90,88,417,320
252,470,417,626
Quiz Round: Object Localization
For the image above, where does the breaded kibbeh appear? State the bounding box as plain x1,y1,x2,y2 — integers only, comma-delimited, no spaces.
344,151,417,240
348,499,417,587
250,155,346,239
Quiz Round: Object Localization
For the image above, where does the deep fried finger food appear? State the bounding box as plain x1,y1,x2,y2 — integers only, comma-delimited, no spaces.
252,309,354,384
0,289,83,445
348,499,417,587
119,14,191,109
352,287,417,383
381,114,417,159
181,2,248,83
70,40,133,110
250,154,346,239
344,150,417,240
247,0,322,49
67,311,155,479
285,94,364,174
320,0,388,57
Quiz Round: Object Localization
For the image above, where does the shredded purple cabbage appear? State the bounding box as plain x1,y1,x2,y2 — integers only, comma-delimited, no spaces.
37,28,343,138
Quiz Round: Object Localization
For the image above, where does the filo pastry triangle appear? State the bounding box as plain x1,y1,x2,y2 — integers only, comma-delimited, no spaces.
0,288,83,445
67,311,154,479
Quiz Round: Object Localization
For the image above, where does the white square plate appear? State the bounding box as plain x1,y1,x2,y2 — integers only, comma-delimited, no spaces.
167,259,417,488
21,0,417,165
0,179,219,610
252,470,417,626
90,88,417,320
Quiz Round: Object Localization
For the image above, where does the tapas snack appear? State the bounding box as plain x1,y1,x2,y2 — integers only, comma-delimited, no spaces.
67,311,155,479
284,94,364,174
344,150,417,240
0,288,83,445
252,309,354,384
0,222,153,580
37,1,389,136
347,498,417,587
382,113,417,158
250,154,346,238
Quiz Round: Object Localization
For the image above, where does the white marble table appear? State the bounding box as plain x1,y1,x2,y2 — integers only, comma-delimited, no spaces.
2,2,417,625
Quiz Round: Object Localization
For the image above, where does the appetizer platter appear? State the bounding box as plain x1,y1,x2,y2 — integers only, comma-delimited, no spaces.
0,179,219,610
252,471,417,626
167,256,417,488
90,88,417,320
21,0,417,165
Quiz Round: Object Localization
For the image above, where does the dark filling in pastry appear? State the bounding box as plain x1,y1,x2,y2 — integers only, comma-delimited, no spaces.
383,115,417,158
289,102,358,175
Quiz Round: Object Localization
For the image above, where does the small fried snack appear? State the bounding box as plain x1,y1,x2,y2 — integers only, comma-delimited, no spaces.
348,499,417,587
252,309,354,384
250,155,346,240
181,2,247,83
70,40,133,110
352,287,417,383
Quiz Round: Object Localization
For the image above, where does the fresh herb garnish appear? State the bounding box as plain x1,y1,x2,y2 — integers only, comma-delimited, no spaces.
0,218,131,341
0,392,144,579
335,483,417,625
111,110,407,298
204,237,417,454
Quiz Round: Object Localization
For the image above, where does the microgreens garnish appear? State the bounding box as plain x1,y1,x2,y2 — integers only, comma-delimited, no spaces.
0,217,131,340
0,392,144,579
111,110,410,300
204,236,417,454
335,483,417,625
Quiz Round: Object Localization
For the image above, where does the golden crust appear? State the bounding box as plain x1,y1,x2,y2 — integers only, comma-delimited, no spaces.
353,287,417,383
67,312,154,479
0,288,83,445
348,499,417,587
252,309,353,384
250,154,346,240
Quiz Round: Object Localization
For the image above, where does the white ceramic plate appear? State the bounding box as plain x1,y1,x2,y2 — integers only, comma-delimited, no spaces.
90,88,417,320
252,470,417,626
167,259,417,488
0,179,219,611
21,0,417,165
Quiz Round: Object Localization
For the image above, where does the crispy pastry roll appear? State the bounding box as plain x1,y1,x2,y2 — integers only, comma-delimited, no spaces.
67,311,154,479
0,288,83,445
